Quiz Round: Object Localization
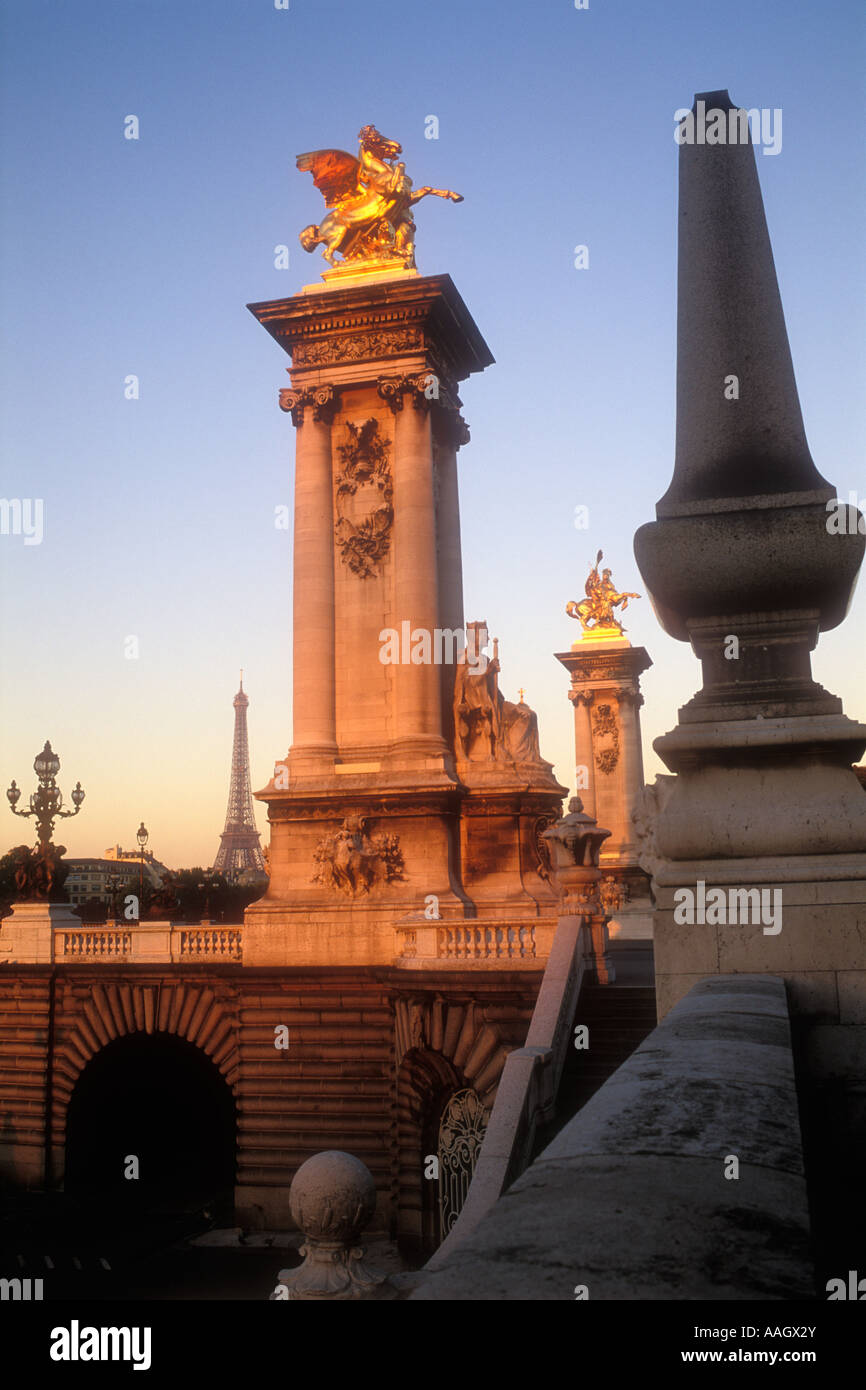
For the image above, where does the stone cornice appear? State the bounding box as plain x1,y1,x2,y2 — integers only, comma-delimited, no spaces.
557,646,653,686
247,274,494,383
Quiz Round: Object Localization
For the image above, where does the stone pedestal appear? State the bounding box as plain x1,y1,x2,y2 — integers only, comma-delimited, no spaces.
633,90,866,1020
244,273,564,964
632,87,866,1277
556,636,653,939
0,901,81,964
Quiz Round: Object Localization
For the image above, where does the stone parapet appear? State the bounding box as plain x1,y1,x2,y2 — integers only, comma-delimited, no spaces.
410,975,813,1300
0,911,243,965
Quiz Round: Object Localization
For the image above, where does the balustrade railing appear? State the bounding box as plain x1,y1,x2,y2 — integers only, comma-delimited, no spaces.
59,928,133,958
395,918,553,966
51,922,243,963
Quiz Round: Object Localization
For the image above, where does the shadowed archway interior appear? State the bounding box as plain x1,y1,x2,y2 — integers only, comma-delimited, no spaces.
65,1032,236,1210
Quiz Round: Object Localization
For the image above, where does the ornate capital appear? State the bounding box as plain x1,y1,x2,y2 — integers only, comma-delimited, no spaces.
377,372,470,445
279,387,307,426
613,685,642,707
279,383,340,427
569,689,596,707
376,375,406,412
311,383,340,423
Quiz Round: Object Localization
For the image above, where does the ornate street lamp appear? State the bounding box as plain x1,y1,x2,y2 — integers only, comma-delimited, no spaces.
6,741,85,847
136,822,148,917
106,872,123,923
198,867,218,924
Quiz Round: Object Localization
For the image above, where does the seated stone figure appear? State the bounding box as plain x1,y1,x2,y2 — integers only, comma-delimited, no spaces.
453,622,545,766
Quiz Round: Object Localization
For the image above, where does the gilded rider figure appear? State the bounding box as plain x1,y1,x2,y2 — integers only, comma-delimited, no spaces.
296,125,463,270
566,550,641,635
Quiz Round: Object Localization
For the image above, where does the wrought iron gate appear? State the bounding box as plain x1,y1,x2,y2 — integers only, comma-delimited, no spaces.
437,1088,488,1239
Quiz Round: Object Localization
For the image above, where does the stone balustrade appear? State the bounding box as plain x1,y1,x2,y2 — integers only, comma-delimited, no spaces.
394,918,555,968
58,923,243,963
0,906,243,965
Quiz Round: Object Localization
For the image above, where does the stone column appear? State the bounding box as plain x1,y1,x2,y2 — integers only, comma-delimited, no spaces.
612,686,644,860
433,404,469,745
388,383,446,759
570,691,596,819
281,386,338,763
556,643,651,859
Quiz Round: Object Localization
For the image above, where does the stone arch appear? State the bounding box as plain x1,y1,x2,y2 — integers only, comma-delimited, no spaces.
50,981,239,1177
396,1046,461,1252
393,994,514,1252
64,1032,237,1207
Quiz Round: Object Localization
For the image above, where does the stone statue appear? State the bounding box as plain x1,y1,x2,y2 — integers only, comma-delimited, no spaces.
567,550,641,635
144,871,179,921
296,125,463,269
313,815,405,897
453,622,545,766
10,842,69,902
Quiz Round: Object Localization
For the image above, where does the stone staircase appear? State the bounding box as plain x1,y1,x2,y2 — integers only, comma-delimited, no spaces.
531,942,657,1157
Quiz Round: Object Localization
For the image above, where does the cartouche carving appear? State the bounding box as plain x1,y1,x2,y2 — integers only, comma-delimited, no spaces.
592,702,620,775
334,418,393,577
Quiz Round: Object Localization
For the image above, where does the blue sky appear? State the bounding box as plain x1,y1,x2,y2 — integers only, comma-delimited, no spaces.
1,0,864,865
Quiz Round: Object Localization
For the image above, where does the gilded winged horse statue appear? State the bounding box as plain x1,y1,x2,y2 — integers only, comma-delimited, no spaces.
296,124,462,270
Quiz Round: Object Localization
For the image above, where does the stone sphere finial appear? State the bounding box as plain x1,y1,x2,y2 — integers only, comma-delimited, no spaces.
290,1150,376,1245
271,1150,387,1300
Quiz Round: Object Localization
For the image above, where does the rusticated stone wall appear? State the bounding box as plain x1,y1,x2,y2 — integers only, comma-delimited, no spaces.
0,963,540,1239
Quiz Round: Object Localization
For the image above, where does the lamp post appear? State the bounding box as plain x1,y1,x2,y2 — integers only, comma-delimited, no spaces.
198,868,218,925
6,741,85,847
106,872,123,924
136,822,148,920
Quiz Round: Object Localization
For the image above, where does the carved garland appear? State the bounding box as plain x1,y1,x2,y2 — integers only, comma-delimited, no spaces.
333,418,394,577
592,702,620,775
293,327,424,367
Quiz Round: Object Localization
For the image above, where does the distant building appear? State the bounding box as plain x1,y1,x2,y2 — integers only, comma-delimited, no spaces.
65,848,169,910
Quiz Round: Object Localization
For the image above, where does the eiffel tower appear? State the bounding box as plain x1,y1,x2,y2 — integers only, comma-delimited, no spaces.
213,672,265,876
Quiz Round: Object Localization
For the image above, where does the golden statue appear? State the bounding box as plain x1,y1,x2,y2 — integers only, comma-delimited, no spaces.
296,124,463,270
567,550,641,636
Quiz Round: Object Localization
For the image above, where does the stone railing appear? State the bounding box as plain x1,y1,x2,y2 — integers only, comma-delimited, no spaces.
59,928,134,958
422,912,593,1266
47,919,244,964
176,928,243,961
412,976,812,1301
395,919,555,968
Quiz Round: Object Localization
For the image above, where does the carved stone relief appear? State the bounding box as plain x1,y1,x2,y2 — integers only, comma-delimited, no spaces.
334,418,393,577
593,702,620,775
312,814,405,897
293,327,424,367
